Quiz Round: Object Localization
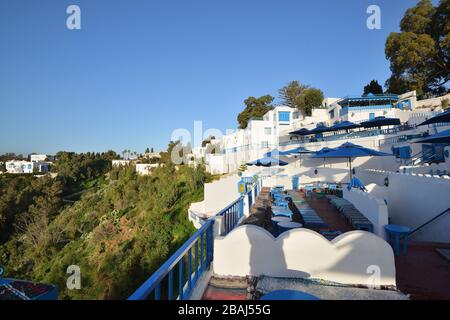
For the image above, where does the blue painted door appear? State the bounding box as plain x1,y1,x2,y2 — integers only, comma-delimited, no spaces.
292,176,299,190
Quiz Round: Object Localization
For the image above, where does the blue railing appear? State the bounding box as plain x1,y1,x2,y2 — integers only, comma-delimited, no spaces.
128,219,214,300
281,124,418,146
217,196,245,236
339,105,393,116
129,183,259,300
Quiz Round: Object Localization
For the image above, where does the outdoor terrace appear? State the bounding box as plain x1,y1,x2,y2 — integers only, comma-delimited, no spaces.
129,181,450,300
204,187,450,300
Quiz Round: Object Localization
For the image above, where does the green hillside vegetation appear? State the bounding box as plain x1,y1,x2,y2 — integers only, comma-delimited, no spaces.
0,145,210,299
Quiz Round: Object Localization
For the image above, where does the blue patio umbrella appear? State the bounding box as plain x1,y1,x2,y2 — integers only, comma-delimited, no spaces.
280,147,314,167
360,116,401,128
418,109,450,126
289,128,311,136
313,147,335,167
312,142,392,180
308,124,330,135
328,121,361,132
414,128,450,144
281,147,313,155
247,156,288,167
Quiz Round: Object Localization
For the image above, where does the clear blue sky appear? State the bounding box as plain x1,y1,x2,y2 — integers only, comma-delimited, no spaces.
0,0,427,155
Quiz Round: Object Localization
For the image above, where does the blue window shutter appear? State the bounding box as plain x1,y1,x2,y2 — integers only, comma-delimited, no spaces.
278,111,290,122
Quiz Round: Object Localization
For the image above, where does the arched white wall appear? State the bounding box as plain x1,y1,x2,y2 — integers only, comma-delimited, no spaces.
213,225,396,287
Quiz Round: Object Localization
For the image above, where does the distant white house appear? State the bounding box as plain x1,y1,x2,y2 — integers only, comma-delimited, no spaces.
6,160,50,174
30,154,47,162
135,163,159,176
112,160,131,167
6,161,37,174
142,152,161,160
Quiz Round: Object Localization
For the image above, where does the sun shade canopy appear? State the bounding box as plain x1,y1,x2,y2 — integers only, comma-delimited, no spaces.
247,156,288,167
414,129,450,144
360,117,400,128
418,109,450,126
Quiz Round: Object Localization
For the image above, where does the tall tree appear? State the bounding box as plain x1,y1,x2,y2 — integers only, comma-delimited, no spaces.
363,80,384,95
237,95,274,129
385,0,450,97
278,80,308,109
279,81,324,116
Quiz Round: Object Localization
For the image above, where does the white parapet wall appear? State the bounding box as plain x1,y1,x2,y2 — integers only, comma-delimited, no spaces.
343,187,389,239
388,173,450,243
357,169,450,243
213,225,396,287
188,174,242,227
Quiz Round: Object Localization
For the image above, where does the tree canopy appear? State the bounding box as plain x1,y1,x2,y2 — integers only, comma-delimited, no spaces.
278,81,324,116
385,0,450,97
363,80,384,95
0,144,211,299
52,151,117,192
237,95,274,129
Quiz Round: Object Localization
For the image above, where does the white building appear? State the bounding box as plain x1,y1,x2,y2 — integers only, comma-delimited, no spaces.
30,154,47,162
135,163,159,176
199,106,307,174
6,160,38,174
112,160,131,167
5,160,51,174
200,91,450,175
142,152,161,160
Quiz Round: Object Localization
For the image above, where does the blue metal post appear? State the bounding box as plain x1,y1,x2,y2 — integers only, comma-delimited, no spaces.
194,240,199,284
234,202,237,225
205,225,210,263
227,208,230,234
155,284,161,300
179,260,184,300
208,223,213,263
187,249,192,296
168,269,173,300
200,231,205,272
239,197,244,219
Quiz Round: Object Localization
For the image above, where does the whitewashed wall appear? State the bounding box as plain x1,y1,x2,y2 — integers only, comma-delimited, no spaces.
214,226,396,287
356,169,450,243
365,183,389,203
388,173,450,242
189,174,247,228
189,174,241,218
343,188,389,239
207,175,240,213
207,154,227,174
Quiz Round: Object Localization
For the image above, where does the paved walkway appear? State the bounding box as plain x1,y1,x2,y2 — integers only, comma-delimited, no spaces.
302,192,354,232
395,242,450,300
202,277,249,300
